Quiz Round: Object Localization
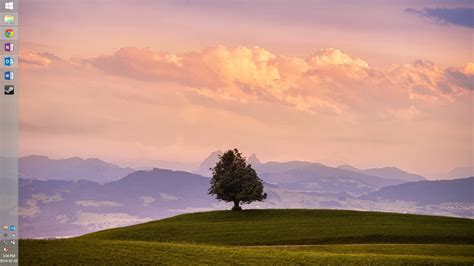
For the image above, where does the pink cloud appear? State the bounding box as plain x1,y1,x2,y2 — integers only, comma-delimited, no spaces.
20,51,63,69
23,45,473,116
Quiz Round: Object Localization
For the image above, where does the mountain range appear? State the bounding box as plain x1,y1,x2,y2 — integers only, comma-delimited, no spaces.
16,152,474,238
193,151,424,196
17,152,431,184
19,168,215,238
337,165,425,182
257,163,405,196
444,166,474,180
361,177,474,203
19,155,134,183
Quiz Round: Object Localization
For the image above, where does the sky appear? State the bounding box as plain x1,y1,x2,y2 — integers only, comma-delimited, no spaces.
18,0,473,178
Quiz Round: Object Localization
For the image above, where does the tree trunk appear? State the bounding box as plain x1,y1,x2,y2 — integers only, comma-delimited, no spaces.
231,200,242,211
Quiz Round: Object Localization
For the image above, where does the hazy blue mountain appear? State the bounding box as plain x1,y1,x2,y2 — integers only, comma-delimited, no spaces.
19,165,474,239
247,153,261,166
195,151,261,176
128,160,199,172
259,164,406,196
20,155,134,183
337,165,425,182
253,161,316,174
445,166,474,179
337,164,359,172
19,153,473,238
361,177,474,203
20,168,214,238
195,150,222,176
195,153,410,195
105,168,213,212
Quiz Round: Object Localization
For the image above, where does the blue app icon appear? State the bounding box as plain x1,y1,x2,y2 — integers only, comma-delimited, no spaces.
4,56,13,66
9,225,15,232
4,71,13,80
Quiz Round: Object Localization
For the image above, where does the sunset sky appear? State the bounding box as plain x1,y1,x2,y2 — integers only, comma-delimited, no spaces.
19,0,473,178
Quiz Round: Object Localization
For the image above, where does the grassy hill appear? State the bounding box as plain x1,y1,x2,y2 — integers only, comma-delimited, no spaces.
80,209,474,245
20,209,474,265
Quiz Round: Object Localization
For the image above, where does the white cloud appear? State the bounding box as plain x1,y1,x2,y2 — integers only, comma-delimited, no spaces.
139,195,156,206
75,200,123,207
159,193,178,201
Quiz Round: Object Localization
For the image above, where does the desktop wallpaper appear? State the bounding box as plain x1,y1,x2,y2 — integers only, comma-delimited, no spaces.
16,0,474,264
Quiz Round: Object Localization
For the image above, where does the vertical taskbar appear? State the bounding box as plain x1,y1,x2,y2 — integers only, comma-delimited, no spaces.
0,0,18,265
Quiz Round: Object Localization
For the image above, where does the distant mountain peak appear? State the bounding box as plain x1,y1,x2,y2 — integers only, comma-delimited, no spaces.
337,164,425,182
85,157,103,162
195,150,261,176
446,166,474,179
337,164,358,171
22,155,50,160
19,155,134,183
204,150,223,162
363,167,425,182
247,153,261,165
195,150,223,177
208,150,223,157
378,166,400,171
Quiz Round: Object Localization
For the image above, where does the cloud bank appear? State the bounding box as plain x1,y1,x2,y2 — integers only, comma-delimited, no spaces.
21,45,473,117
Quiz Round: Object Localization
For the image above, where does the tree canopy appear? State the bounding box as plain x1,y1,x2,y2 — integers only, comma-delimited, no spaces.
208,149,267,210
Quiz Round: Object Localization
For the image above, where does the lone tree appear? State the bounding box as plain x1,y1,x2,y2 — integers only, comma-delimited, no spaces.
208,149,267,211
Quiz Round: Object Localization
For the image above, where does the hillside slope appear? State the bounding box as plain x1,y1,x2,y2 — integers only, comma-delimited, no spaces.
20,209,474,265
20,241,474,265
81,209,474,246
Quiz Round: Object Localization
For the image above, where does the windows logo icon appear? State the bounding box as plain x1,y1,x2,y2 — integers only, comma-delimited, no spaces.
5,2,13,10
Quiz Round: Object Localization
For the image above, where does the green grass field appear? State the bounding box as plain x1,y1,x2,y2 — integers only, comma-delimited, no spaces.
20,209,474,265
